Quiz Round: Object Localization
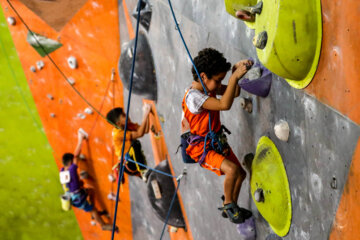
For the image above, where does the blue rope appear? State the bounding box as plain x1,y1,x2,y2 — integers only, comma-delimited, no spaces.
125,154,178,179
159,179,181,240
110,0,143,238
167,0,222,159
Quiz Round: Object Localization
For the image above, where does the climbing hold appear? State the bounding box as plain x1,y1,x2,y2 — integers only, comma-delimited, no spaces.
239,97,252,113
67,56,78,69
84,108,93,115
239,62,272,97
90,220,96,226
107,193,119,201
119,33,157,100
243,153,254,172
46,94,54,100
77,113,86,119
147,161,185,228
169,226,178,233
111,68,116,81
253,31,268,49
274,120,290,142
26,32,62,57
331,177,337,189
224,0,257,28
243,1,263,15
254,0,322,89
7,17,16,26
132,0,152,31
67,77,75,85
79,154,86,160
151,179,162,199
36,60,44,70
30,66,36,72
254,188,265,202
50,113,56,118
236,216,256,240
108,173,116,182
79,170,89,180
251,136,292,237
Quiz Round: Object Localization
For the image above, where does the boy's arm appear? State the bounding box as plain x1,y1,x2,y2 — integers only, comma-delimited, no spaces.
203,59,252,111
73,131,87,165
216,84,241,97
131,104,151,139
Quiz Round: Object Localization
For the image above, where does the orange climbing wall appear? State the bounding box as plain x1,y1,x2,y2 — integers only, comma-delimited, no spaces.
0,0,132,239
306,0,360,125
306,0,360,238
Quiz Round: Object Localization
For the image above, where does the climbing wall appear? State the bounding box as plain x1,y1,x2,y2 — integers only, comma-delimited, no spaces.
118,0,360,239
1,0,360,239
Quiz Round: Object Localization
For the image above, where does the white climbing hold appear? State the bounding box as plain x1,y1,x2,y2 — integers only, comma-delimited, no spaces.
90,220,96,226
47,94,54,100
67,77,75,85
77,113,86,119
274,120,290,142
107,193,119,201
50,113,56,118
30,66,36,72
79,154,86,160
84,107,93,115
36,60,44,70
7,17,16,26
108,173,116,182
67,56,78,69
151,179,162,199
254,188,264,202
169,227,178,233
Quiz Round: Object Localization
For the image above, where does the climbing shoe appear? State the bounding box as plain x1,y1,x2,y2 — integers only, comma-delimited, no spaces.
218,202,246,224
220,196,253,222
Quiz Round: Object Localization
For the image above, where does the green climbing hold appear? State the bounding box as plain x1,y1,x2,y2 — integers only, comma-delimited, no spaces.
251,136,292,237
26,32,62,57
254,0,322,88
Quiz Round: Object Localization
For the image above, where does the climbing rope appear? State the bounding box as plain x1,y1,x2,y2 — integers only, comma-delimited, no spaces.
6,0,120,130
110,0,142,238
167,0,224,157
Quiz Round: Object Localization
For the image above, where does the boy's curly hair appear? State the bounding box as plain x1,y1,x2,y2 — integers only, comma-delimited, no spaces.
191,48,231,81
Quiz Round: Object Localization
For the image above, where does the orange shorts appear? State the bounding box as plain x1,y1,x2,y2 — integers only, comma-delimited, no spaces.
201,147,240,176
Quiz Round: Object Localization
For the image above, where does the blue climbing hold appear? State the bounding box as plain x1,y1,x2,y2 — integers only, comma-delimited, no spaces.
239,62,272,97
236,215,256,240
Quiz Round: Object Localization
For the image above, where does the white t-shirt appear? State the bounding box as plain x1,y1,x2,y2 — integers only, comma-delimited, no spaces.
185,88,209,114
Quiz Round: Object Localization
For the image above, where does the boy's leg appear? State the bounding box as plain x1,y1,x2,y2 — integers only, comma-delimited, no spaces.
226,149,247,203
232,168,246,203
91,207,106,226
220,159,242,204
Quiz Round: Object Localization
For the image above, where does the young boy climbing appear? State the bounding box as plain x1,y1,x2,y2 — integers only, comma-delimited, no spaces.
106,104,151,179
60,130,117,231
181,48,253,224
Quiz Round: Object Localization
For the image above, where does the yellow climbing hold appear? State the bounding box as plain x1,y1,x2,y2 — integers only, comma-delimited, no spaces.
251,136,292,237
224,0,257,29
254,0,322,89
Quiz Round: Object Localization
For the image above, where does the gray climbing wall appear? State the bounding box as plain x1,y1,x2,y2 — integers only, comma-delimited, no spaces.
118,0,360,239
